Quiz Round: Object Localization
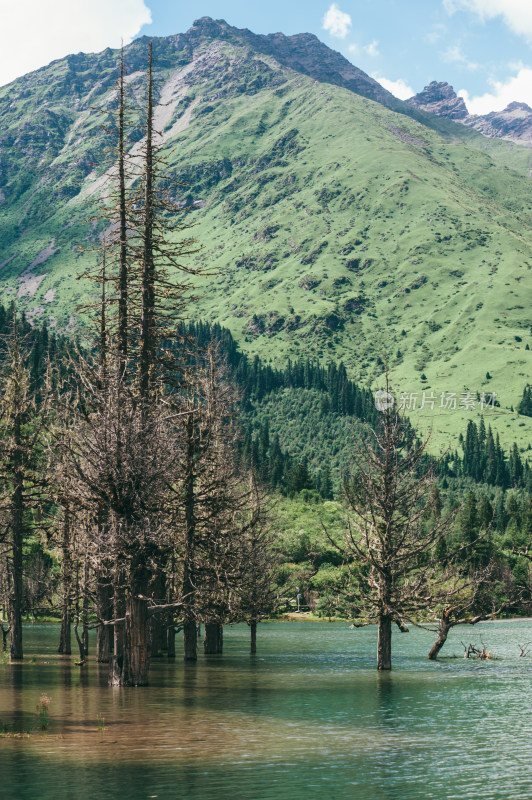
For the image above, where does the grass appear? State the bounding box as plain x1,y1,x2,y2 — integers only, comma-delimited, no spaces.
37,694,51,730
0,31,531,452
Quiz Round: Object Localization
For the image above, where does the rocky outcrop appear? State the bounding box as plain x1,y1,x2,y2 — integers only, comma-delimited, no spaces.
406,82,532,147
466,102,532,147
406,81,468,120
172,17,395,106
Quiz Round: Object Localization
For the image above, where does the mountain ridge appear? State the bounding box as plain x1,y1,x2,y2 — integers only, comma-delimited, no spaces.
407,81,532,147
0,19,531,451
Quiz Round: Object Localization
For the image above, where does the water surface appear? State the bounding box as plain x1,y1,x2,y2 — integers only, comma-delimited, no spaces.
1,621,531,800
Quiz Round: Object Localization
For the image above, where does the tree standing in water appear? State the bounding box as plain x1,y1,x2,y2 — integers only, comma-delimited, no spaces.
0,311,50,660
338,376,458,670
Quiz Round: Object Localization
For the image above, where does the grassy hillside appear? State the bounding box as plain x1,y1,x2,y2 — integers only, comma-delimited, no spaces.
0,22,531,451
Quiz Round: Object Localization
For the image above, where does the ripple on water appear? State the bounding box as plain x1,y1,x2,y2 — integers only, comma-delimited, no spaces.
0,621,532,800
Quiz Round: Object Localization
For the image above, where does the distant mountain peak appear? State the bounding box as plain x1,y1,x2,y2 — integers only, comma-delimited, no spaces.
144,17,395,108
406,81,469,120
503,100,532,114
405,80,532,146
190,16,229,33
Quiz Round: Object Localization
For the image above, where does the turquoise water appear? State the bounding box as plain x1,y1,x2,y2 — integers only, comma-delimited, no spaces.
1,621,531,800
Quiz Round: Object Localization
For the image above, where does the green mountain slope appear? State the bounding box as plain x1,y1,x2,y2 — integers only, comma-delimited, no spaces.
0,18,531,451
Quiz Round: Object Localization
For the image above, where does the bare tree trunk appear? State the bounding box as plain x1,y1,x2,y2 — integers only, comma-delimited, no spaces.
428,614,452,660
250,620,257,655
96,576,113,663
149,570,167,657
377,613,392,671
183,412,197,662
9,409,24,661
119,553,152,686
73,562,87,665
74,612,86,664
183,620,197,661
82,557,90,656
1,624,9,651
58,510,72,655
109,563,126,684
167,623,176,659
122,592,150,686
204,621,223,654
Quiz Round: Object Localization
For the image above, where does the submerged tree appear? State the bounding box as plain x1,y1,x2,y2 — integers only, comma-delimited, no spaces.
234,476,279,654
0,312,50,660
336,378,459,670
61,40,202,686
175,343,249,660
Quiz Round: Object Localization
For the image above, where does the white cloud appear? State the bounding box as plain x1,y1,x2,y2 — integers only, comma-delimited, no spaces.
458,67,532,114
322,3,352,39
372,75,415,100
364,39,380,57
0,0,151,87
426,24,447,44
348,40,380,59
444,0,532,44
442,44,478,70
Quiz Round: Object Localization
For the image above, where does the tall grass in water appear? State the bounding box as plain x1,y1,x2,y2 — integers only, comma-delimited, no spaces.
38,694,51,730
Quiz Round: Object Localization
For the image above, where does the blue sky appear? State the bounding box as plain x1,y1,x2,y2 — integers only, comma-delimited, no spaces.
3,0,532,113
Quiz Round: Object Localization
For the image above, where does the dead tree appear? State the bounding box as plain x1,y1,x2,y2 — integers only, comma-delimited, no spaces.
428,603,507,659
424,558,527,659
173,344,247,659
59,359,179,684
0,311,50,660
234,475,278,654
54,41,208,686
57,508,73,655
333,373,460,670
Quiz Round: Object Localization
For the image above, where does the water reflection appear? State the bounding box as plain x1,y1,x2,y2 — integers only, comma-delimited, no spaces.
0,622,532,800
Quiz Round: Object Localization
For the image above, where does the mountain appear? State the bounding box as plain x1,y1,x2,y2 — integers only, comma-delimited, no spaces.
406,81,468,121
467,102,532,148
0,18,531,451
407,81,532,147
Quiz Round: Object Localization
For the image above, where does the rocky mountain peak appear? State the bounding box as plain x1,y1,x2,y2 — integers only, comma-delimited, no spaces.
406,81,469,120
405,81,532,147
190,17,228,35
504,101,532,114
174,18,396,107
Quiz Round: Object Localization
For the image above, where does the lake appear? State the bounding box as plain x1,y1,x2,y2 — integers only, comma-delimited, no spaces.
1,620,531,800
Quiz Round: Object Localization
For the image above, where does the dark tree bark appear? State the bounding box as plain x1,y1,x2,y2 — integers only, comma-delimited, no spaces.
250,620,257,655
377,614,392,671
123,552,154,686
1,624,8,651
122,594,150,686
167,623,176,659
204,621,223,654
110,564,126,683
182,412,198,662
149,570,167,657
183,620,197,661
82,557,90,656
58,510,72,655
96,575,113,663
428,625,451,660
8,397,24,660
428,610,453,660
